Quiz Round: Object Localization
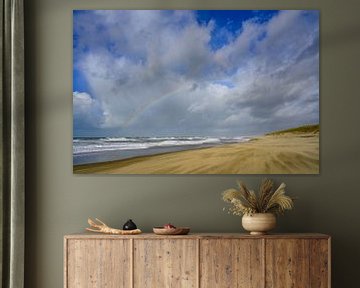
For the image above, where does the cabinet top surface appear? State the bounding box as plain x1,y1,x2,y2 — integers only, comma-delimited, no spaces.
64,232,330,240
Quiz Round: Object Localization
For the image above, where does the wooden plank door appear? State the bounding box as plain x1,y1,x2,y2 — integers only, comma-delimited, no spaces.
266,239,310,287
133,239,198,288
265,238,329,288
65,239,131,288
200,239,264,288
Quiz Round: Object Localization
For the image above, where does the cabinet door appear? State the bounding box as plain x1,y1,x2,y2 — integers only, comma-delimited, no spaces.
134,239,198,288
266,239,310,288
66,239,131,288
200,239,264,288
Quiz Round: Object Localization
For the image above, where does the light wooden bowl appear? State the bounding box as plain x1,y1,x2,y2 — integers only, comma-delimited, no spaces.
242,213,276,235
153,227,190,235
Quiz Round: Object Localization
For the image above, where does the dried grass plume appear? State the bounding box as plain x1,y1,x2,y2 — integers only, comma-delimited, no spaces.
222,179,294,216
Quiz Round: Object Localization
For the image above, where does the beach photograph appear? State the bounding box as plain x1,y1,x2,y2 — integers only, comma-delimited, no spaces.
73,10,319,174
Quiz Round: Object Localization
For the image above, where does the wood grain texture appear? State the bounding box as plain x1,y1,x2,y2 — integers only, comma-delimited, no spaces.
200,239,264,288
133,239,197,288
310,239,330,288
265,239,310,288
64,234,330,288
66,239,131,288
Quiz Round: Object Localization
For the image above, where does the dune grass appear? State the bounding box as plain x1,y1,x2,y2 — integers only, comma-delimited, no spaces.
266,124,319,136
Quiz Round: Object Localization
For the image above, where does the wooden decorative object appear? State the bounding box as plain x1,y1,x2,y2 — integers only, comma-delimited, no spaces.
242,213,276,235
153,227,190,235
64,233,331,288
86,218,141,235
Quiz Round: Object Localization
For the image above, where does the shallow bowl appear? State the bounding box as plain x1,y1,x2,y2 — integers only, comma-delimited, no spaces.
153,227,190,235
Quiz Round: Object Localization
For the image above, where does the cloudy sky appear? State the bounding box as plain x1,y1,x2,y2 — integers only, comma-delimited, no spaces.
73,10,319,137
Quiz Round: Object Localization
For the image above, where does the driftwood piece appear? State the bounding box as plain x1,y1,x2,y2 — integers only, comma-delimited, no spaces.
86,218,142,235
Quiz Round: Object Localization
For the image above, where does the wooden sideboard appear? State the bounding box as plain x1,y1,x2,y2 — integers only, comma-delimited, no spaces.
64,233,330,288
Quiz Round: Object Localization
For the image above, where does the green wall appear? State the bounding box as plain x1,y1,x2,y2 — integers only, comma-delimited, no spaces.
25,0,360,287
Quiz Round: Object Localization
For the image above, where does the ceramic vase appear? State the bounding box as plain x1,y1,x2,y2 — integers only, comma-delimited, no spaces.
242,213,276,235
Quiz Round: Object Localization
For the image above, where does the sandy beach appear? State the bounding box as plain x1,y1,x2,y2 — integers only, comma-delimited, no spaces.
73,132,319,174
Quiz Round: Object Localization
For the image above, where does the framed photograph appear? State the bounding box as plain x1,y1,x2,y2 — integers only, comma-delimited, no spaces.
73,10,319,174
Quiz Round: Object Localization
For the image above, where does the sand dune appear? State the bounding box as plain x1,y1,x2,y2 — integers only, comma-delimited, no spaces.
73,133,319,174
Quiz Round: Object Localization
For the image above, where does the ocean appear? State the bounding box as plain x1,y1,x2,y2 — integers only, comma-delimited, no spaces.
73,136,252,165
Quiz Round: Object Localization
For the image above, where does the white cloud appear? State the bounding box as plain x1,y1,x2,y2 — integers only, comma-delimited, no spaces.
74,10,319,136
73,91,104,130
